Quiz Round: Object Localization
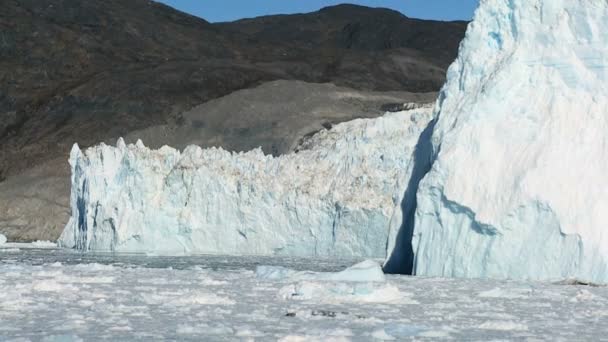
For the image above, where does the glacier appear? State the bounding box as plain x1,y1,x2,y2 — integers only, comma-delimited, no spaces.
58,0,608,282
410,0,608,282
59,107,433,257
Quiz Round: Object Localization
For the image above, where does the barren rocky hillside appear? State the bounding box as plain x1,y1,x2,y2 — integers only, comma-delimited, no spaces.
0,0,466,241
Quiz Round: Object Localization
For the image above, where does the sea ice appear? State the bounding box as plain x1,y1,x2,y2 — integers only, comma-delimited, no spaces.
31,240,58,248
256,260,406,303
278,281,406,304
2,251,607,340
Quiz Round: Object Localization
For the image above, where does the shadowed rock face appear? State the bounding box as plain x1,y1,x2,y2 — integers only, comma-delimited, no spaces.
0,1,466,241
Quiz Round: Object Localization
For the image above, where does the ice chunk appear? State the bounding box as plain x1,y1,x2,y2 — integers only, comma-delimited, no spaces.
410,0,608,282
478,321,528,332
59,108,433,258
259,260,408,304
255,265,298,280
0,233,6,245
257,260,385,282
278,281,407,303
31,240,57,248
326,260,385,282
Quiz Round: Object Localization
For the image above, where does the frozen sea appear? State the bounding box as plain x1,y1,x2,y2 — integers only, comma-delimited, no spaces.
1,245,607,341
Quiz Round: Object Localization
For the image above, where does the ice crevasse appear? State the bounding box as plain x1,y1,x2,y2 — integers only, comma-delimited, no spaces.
59,108,433,257
410,0,608,282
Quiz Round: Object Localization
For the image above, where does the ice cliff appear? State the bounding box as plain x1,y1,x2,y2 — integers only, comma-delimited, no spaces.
59,0,608,282
59,107,433,257
410,0,608,282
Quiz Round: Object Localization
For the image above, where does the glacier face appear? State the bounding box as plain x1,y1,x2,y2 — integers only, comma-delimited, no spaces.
412,0,608,282
59,107,433,257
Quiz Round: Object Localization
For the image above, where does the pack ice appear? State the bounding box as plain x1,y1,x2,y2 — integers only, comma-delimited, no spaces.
411,0,608,282
59,107,433,257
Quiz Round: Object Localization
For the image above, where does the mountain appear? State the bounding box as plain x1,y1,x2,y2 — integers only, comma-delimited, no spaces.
0,1,466,242
394,0,608,282
0,1,466,180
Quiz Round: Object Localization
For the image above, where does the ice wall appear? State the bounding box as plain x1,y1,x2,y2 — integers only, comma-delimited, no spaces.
412,0,608,282
59,108,433,257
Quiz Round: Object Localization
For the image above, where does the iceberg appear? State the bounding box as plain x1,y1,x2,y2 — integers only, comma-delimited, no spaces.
255,260,406,304
256,260,386,282
59,107,433,258
411,0,608,282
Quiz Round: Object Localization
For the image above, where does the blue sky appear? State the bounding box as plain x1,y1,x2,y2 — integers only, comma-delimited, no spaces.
156,1,479,22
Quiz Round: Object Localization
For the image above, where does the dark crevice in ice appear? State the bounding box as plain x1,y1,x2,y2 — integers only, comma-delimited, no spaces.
383,118,436,275
76,180,88,251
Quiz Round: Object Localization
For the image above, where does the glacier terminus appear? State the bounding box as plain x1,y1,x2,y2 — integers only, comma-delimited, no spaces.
59,108,433,259
59,0,608,283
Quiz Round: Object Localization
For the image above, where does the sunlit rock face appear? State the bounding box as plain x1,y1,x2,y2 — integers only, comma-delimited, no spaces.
412,0,608,282
59,108,433,258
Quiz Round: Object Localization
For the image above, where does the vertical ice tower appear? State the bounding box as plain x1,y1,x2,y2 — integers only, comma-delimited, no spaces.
411,0,608,282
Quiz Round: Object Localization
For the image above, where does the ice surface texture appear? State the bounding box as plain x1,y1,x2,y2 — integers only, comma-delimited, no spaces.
412,0,608,282
59,108,433,257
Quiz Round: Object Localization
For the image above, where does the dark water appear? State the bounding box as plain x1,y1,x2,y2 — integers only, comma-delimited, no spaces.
0,247,366,272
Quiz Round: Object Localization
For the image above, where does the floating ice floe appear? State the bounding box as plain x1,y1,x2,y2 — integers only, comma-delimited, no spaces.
257,260,412,304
